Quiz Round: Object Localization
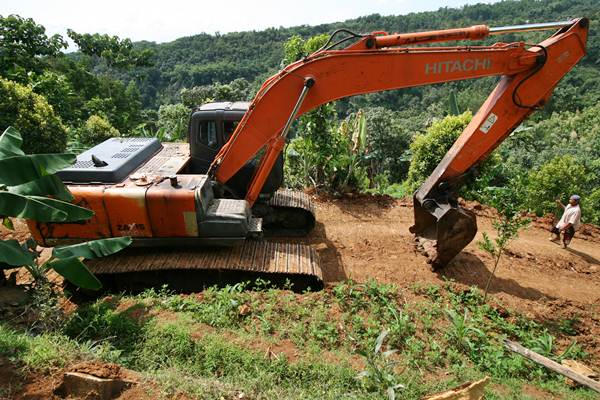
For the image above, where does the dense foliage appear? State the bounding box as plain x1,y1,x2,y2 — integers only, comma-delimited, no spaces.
77,115,121,146
405,113,473,193
0,14,145,152
0,78,68,154
118,0,600,111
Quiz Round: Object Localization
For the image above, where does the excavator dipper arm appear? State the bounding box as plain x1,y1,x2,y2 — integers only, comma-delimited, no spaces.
210,18,589,267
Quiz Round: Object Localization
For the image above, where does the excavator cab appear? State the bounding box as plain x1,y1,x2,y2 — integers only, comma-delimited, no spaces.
188,102,283,198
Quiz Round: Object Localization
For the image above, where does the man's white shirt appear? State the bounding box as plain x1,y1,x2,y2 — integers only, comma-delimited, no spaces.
556,204,581,230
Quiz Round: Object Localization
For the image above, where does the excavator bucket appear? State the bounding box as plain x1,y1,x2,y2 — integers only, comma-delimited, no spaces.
410,196,477,270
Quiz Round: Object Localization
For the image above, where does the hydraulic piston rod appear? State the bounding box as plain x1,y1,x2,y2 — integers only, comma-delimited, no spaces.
244,77,314,205
488,20,575,35
374,19,579,48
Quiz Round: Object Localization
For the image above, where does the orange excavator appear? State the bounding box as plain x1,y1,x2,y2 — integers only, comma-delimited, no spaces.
28,18,589,291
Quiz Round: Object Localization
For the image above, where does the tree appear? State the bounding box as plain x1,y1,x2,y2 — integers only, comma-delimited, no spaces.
0,14,66,82
77,115,121,146
526,155,587,216
0,77,68,154
477,190,530,302
180,78,252,108
67,30,153,70
364,107,413,182
405,112,472,193
30,71,80,124
0,127,131,289
157,104,190,141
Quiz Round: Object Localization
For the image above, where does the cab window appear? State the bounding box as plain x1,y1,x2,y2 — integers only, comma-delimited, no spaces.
198,120,217,149
223,120,239,143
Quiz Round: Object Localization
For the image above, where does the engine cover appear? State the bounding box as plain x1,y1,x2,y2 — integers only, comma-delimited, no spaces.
58,138,162,184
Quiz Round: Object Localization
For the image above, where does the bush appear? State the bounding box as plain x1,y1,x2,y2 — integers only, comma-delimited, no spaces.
78,115,120,146
0,77,67,153
526,155,587,216
586,188,600,225
286,108,370,193
364,107,413,182
404,112,472,193
157,103,190,141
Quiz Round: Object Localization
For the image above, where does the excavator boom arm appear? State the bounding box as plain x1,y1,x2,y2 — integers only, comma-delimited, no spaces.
208,18,588,268
210,18,588,207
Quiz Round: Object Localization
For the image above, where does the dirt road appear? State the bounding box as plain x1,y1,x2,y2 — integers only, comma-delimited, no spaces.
307,196,600,304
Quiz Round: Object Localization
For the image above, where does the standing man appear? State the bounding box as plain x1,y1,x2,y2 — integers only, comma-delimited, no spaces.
549,195,582,248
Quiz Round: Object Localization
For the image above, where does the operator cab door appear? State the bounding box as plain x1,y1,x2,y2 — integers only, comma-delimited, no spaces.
189,105,283,198
189,111,220,173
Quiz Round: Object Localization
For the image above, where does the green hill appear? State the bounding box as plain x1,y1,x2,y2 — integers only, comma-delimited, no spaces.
130,0,599,108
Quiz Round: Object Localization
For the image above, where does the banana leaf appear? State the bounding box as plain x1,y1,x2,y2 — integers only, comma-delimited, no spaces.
29,196,94,221
0,127,25,158
53,237,132,259
45,256,102,290
0,239,35,267
0,192,67,222
0,153,76,186
9,174,74,202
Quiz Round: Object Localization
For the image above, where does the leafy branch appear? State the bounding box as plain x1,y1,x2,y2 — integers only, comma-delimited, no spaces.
477,188,530,302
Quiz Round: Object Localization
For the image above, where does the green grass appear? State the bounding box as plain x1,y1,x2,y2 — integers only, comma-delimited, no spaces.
1,280,597,399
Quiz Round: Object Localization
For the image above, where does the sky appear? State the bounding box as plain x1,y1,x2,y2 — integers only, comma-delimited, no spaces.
2,0,498,45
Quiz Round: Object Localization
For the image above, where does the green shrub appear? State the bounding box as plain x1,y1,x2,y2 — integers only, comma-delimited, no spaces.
157,103,190,141
364,107,414,182
586,188,600,225
526,155,587,216
0,77,67,153
404,112,472,193
286,108,370,193
78,115,120,146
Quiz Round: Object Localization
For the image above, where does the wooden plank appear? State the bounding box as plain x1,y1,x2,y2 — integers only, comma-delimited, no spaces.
504,340,600,393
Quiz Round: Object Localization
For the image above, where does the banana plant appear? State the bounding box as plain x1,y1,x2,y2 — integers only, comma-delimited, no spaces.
339,110,368,189
0,127,131,290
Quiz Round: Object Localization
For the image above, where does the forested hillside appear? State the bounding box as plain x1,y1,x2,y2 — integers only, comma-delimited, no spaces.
128,0,599,109
1,0,599,224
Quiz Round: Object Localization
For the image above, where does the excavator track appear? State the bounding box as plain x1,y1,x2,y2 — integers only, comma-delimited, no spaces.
254,189,316,236
86,240,323,293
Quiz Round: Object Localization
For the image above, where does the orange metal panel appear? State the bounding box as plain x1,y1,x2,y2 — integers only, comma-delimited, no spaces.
146,176,200,237
34,186,112,242
104,183,153,237
213,44,533,187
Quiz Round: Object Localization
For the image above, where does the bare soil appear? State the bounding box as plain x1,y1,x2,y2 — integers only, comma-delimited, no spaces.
0,358,191,400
